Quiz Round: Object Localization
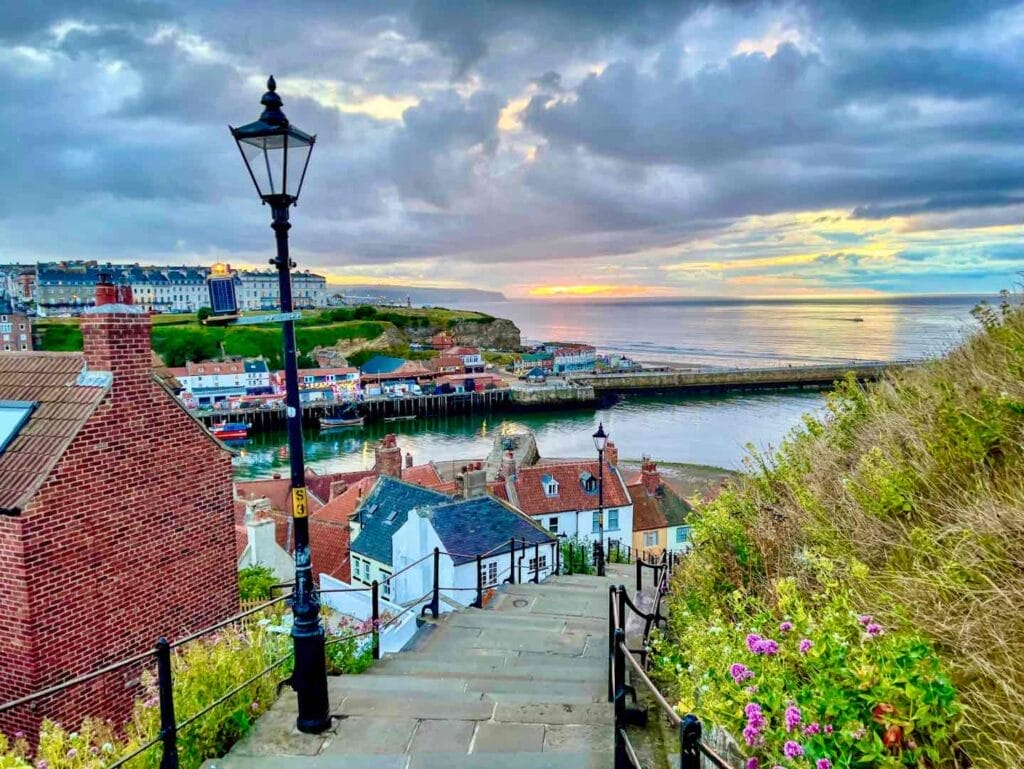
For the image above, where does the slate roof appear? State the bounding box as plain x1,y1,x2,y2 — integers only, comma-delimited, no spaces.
350,476,450,565
423,496,555,565
0,352,110,513
506,459,631,516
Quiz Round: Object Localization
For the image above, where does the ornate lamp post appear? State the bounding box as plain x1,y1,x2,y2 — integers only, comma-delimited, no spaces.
230,76,329,734
592,422,608,577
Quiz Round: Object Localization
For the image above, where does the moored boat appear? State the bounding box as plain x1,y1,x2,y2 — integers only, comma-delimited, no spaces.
211,421,249,440
319,415,365,429
383,414,417,423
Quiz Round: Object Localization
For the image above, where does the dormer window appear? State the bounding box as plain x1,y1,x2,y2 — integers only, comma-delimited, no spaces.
541,474,558,497
580,471,598,494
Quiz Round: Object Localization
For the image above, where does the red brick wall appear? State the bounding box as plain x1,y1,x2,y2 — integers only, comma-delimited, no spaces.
0,311,238,737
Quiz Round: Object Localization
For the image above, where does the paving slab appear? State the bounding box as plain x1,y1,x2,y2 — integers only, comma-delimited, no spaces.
409,752,612,769
472,722,545,753
320,716,418,755
335,693,496,721
227,708,330,757
544,724,615,752
205,755,407,769
410,719,477,753
493,701,613,727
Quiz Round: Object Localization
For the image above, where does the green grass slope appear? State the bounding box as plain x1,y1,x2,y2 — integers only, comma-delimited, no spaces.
658,295,1024,768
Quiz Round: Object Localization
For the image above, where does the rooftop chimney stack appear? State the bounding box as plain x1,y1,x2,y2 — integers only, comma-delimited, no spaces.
605,440,619,467
641,455,661,496
374,434,403,478
405,451,414,469
81,271,149,402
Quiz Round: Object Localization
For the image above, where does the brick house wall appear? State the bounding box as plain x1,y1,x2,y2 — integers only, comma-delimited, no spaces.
0,309,238,736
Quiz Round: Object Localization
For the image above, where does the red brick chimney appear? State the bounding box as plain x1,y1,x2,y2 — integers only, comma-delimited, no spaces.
605,440,619,467
501,449,516,480
374,434,402,478
641,456,661,496
81,272,150,402
329,479,349,500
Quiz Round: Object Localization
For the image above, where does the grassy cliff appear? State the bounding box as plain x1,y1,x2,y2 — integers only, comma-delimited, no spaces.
34,305,513,368
657,294,1024,768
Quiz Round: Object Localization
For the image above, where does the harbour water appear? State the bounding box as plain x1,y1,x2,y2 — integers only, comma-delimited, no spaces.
234,295,984,480
234,390,824,479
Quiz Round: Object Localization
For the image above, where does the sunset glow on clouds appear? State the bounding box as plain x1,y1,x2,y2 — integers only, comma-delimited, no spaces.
3,1,1024,298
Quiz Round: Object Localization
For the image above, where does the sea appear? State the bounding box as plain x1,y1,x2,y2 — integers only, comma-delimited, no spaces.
233,295,988,480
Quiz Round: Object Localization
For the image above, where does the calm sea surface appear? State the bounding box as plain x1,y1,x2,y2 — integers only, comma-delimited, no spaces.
233,296,984,480
457,295,986,368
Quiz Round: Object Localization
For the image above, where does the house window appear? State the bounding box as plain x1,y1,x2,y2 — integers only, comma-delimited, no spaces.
547,517,559,534
644,531,659,548
675,526,691,544
592,511,602,534
528,555,548,574
607,509,619,531
480,560,498,587
545,481,558,496
380,570,392,598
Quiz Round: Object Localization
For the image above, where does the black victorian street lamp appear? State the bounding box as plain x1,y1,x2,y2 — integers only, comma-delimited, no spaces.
230,76,329,734
592,422,608,577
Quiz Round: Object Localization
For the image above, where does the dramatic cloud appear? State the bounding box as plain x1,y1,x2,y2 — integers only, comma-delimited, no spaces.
2,0,1024,296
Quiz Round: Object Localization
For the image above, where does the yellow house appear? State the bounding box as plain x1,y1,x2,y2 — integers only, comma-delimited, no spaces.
628,458,692,558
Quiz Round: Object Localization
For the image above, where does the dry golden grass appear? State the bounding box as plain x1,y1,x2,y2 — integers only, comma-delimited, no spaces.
687,297,1024,766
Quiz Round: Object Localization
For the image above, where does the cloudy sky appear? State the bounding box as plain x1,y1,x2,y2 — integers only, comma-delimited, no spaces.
3,1,1024,298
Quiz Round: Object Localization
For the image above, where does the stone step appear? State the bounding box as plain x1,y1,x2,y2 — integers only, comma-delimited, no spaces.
371,656,607,683
205,751,612,769
444,610,607,634
327,674,603,705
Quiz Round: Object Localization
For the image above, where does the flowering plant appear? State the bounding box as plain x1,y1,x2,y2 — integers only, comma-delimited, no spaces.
652,578,961,768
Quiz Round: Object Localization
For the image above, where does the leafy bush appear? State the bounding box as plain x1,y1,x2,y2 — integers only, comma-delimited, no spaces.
665,294,1024,768
197,307,212,322
238,565,277,602
0,613,373,769
352,305,377,320
560,536,595,575
36,323,83,352
654,576,961,768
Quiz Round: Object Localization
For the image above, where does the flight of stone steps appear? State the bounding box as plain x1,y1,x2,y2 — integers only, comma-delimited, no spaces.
208,565,635,769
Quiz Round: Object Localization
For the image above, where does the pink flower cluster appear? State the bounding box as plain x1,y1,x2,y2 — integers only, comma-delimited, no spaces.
730,662,755,683
858,614,885,637
783,740,804,759
779,621,794,633
784,704,802,733
746,633,780,655
743,702,766,747
799,638,813,654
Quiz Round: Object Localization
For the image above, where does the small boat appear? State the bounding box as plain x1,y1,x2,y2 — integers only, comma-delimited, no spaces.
383,415,417,423
320,415,365,429
211,421,249,440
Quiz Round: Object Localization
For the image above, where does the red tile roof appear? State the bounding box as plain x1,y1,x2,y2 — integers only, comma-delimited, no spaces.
629,482,666,532
313,476,378,524
234,478,325,518
506,459,630,515
310,518,350,582
426,356,464,372
443,346,480,356
401,462,445,489
304,468,377,503
0,352,110,513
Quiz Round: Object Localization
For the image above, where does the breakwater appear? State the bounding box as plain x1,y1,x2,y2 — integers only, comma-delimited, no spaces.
570,360,913,394
197,361,913,435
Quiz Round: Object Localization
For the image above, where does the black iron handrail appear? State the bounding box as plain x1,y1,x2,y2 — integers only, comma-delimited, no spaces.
609,550,734,769
2,536,571,767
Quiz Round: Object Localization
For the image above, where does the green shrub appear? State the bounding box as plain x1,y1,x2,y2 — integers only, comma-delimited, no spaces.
36,323,83,352
238,565,277,602
666,296,1024,768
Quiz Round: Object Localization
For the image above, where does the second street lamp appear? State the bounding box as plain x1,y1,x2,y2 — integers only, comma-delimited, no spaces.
230,76,330,734
592,422,608,577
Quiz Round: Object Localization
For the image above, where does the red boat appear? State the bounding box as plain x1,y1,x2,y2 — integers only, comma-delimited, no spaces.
210,421,249,441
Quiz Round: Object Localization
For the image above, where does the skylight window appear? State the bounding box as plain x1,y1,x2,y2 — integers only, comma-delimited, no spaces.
0,400,36,455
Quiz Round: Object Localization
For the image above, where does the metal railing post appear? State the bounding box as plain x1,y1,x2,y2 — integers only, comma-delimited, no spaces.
607,585,616,702
613,627,628,769
474,554,484,608
371,580,380,660
519,538,526,583
680,714,702,769
617,585,627,634
636,557,642,592
532,542,540,583
566,541,573,576
509,537,516,584
430,547,440,618
155,638,179,769
555,538,561,575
